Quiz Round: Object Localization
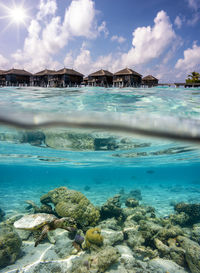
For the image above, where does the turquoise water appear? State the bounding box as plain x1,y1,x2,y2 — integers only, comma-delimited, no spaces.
0,86,200,218
0,86,200,214
1,86,200,272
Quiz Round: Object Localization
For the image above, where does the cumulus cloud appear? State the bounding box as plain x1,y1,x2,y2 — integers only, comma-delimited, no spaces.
111,35,126,43
12,0,106,72
174,16,182,28
121,10,176,67
175,43,200,71
37,0,57,20
0,54,9,68
187,0,200,25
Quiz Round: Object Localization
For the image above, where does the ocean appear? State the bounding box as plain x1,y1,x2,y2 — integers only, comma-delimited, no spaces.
0,86,200,273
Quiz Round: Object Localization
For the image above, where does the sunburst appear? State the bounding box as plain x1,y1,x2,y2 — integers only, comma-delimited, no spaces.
0,0,31,33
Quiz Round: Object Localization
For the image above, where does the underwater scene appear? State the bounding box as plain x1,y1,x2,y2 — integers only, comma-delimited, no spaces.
0,86,200,273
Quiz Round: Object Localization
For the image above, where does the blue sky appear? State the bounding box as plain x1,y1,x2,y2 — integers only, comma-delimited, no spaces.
0,0,200,82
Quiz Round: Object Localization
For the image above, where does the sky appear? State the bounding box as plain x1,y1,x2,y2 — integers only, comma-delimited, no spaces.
0,0,200,82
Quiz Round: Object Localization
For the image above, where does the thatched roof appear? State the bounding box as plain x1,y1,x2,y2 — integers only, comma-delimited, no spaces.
0,70,5,75
114,68,142,77
34,69,56,76
5,68,32,76
89,69,113,77
142,75,158,81
56,68,83,77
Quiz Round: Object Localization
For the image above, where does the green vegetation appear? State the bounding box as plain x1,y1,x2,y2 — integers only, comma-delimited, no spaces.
186,71,200,83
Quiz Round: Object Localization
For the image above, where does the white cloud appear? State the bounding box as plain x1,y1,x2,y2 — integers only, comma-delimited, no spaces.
187,0,200,11
111,35,126,43
187,0,200,25
98,21,109,37
0,54,9,68
37,0,57,20
63,0,97,38
175,43,200,72
174,16,182,29
12,0,105,72
121,10,176,67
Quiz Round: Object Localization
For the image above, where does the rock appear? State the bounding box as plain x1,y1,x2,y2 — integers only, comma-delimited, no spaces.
101,229,124,246
15,229,31,241
0,226,22,268
44,229,74,259
191,223,200,244
40,187,100,229
174,202,200,225
177,235,200,273
125,198,139,208
123,220,144,248
88,246,120,272
114,245,136,271
98,218,121,231
100,195,122,220
149,258,188,273
0,207,5,221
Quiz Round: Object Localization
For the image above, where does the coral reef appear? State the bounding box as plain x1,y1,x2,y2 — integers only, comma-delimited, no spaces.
0,207,5,221
100,194,122,219
40,187,100,228
125,197,139,208
174,202,200,225
0,226,22,268
83,227,103,249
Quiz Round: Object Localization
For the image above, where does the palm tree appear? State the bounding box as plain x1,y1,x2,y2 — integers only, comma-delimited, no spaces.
186,71,200,83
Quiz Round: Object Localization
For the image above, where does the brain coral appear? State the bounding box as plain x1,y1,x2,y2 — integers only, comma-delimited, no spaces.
40,187,100,228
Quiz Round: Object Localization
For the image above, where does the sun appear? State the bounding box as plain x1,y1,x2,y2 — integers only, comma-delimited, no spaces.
8,6,28,24
0,1,31,31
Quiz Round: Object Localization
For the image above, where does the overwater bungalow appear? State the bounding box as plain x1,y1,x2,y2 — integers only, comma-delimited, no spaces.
142,75,158,87
82,77,89,86
0,70,6,86
55,68,83,87
4,68,32,86
32,69,56,87
88,69,113,87
113,68,142,87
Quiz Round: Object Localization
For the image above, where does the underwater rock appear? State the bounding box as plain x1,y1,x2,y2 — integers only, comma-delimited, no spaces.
168,212,190,227
115,245,136,271
101,229,124,246
83,227,103,250
149,258,188,273
129,189,142,201
40,187,100,229
0,207,5,221
174,202,200,225
88,246,120,272
139,220,162,245
21,131,45,146
100,194,122,220
125,198,139,208
0,226,22,269
123,219,145,248
45,229,74,259
97,217,121,231
25,200,53,214
191,223,200,244
177,235,200,273
94,137,118,150
14,213,76,247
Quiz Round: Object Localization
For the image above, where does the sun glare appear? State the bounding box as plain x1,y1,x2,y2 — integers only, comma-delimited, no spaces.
0,1,31,32
9,7,27,24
